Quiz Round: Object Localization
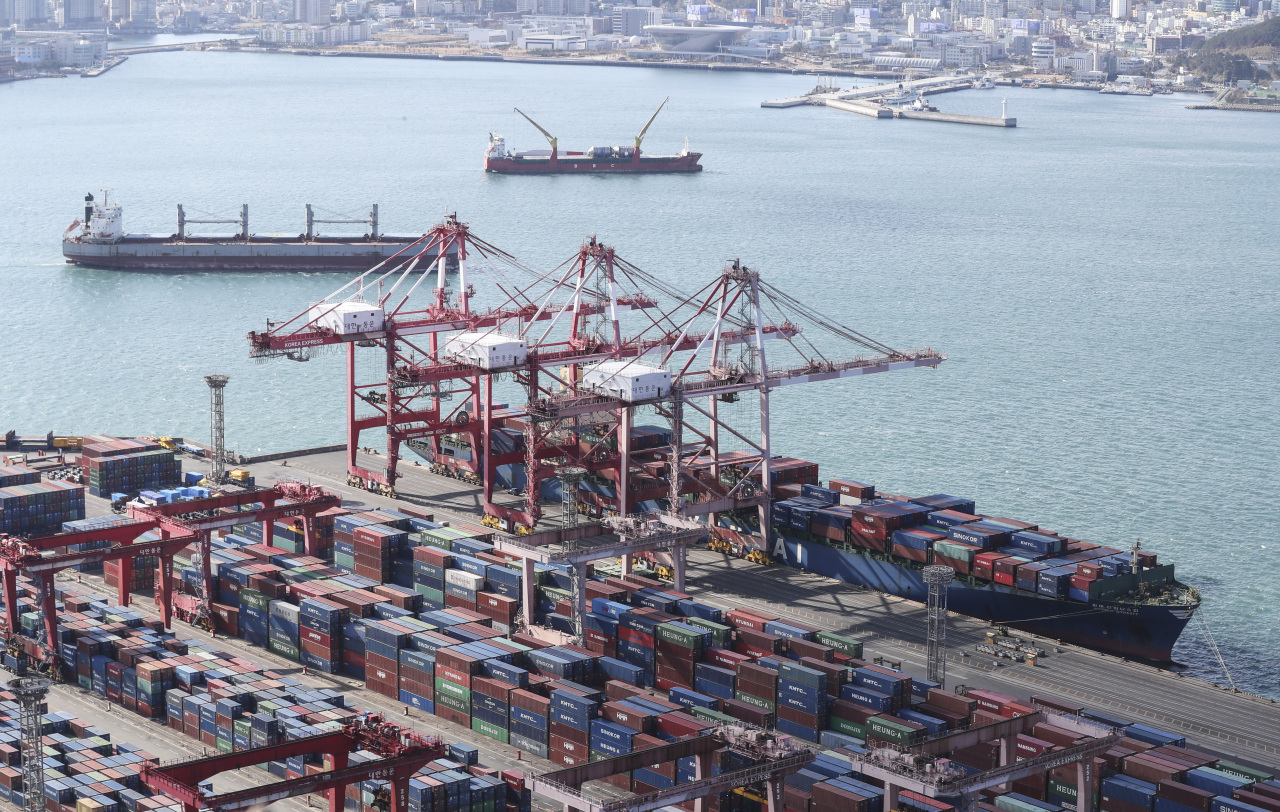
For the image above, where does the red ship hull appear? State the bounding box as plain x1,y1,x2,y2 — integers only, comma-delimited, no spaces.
485,153,703,174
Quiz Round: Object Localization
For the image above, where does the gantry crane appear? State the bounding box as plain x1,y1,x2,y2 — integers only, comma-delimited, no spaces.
247,217,944,545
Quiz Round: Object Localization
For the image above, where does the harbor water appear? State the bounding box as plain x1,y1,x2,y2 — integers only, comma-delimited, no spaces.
1,52,1276,696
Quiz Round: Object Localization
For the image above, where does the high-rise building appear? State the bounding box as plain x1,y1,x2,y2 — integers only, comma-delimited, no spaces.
58,0,97,26
294,0,329,23
1110,0,1128,17
611,4,659,34
17,0,48,22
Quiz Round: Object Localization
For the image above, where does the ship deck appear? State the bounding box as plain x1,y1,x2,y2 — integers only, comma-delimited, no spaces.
82,445,1280,770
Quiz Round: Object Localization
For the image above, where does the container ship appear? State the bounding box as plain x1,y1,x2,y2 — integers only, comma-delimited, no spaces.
483,99,703,175
411,433,1200,663
61,192,443,272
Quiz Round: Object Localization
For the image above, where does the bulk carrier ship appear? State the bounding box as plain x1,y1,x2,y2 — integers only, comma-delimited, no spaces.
484,99,703,175
61,192,442,272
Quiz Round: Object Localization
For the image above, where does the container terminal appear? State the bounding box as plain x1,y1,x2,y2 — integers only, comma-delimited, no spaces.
61,192,445,272
2,216,1278,812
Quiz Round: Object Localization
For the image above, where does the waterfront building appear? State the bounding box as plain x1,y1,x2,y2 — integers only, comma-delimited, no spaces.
1030,34,1054,68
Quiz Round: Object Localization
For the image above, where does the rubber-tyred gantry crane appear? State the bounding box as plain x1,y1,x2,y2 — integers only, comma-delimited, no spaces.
0,521,197,677
127,480,339,628
248,217,944,544
140,714,446,812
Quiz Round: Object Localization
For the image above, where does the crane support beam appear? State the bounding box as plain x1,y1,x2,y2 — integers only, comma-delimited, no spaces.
537,736,722,789
526,750,813,812
141,724,445,812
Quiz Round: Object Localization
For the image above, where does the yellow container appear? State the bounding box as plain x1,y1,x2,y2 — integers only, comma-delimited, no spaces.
229,468,251,482
77,798,106,812
53,436,82,449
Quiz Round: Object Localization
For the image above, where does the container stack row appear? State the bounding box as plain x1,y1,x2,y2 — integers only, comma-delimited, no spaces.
0,461,84,534
3,579,536,812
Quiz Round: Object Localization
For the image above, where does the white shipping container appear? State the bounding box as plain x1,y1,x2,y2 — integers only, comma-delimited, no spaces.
445,569,486,590
443,332,528,370
309,301,384,336
582,361,671,402
269,600,300,621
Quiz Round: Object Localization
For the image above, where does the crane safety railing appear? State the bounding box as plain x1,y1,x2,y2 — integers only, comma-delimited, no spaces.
599,751,815,812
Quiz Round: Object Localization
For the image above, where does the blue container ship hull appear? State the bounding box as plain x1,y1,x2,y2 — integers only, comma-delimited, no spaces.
772,534,1195,662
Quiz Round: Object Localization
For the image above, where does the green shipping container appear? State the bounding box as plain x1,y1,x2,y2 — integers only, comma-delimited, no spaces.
216,737,233,753
734,690,776,712
995,797,1046,812
690,707,736,725
867,716,918,744
933,540,976,563
828,717,867,738
268,639,299,661
234,719,252,738
815,631,863,659
1212,762,1274,782
434,677,471,702
471,717,509,744
416,585,445,603
684,618,732,645
657,623,704,648
434,691,471,715
240,589,269,611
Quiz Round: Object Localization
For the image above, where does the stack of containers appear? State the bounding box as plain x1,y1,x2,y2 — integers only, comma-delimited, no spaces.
353,524,405,583
549,686,601,767
364,619,410,698
81,438,180,497
298,597,345,673
434,645,479,727
775,660,828,743
654,621,709,691
268,599,300,662
399,647,435,712
509,688,552,758
0,480,86,534
444,559,485,611
413,546,451,610
470,675,511,744
619,612,658,685
238,588,270,647
0,465,39,486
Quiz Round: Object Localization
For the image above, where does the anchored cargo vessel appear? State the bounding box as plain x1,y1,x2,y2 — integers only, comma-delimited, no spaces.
484,99,703,175
61,192,438,271
411,437,1199,662
756,484,1200,662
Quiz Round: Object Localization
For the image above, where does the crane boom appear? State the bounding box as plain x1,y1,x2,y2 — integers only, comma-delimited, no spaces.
635,97,670,150
514,107,557,151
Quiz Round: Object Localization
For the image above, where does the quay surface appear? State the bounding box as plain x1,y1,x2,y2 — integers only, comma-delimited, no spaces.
98,443,1280,771
764,77,1015,126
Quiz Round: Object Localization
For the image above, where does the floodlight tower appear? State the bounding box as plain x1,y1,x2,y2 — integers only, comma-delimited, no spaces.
9,677,51,812
204,375,230,483
923,565,955,687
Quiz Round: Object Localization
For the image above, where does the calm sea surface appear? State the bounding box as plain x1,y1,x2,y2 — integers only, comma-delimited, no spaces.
1,53,1277,696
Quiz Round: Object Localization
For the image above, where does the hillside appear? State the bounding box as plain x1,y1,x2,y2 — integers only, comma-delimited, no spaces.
1203,15,1280,52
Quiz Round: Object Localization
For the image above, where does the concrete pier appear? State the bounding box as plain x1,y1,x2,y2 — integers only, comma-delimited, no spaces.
897,108,1016,126
824,99,893,118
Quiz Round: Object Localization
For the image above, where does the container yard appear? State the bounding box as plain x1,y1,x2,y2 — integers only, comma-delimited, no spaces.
2,217,1278,812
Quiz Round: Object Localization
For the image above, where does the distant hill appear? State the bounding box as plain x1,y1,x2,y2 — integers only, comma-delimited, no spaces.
1203,16,1280,52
